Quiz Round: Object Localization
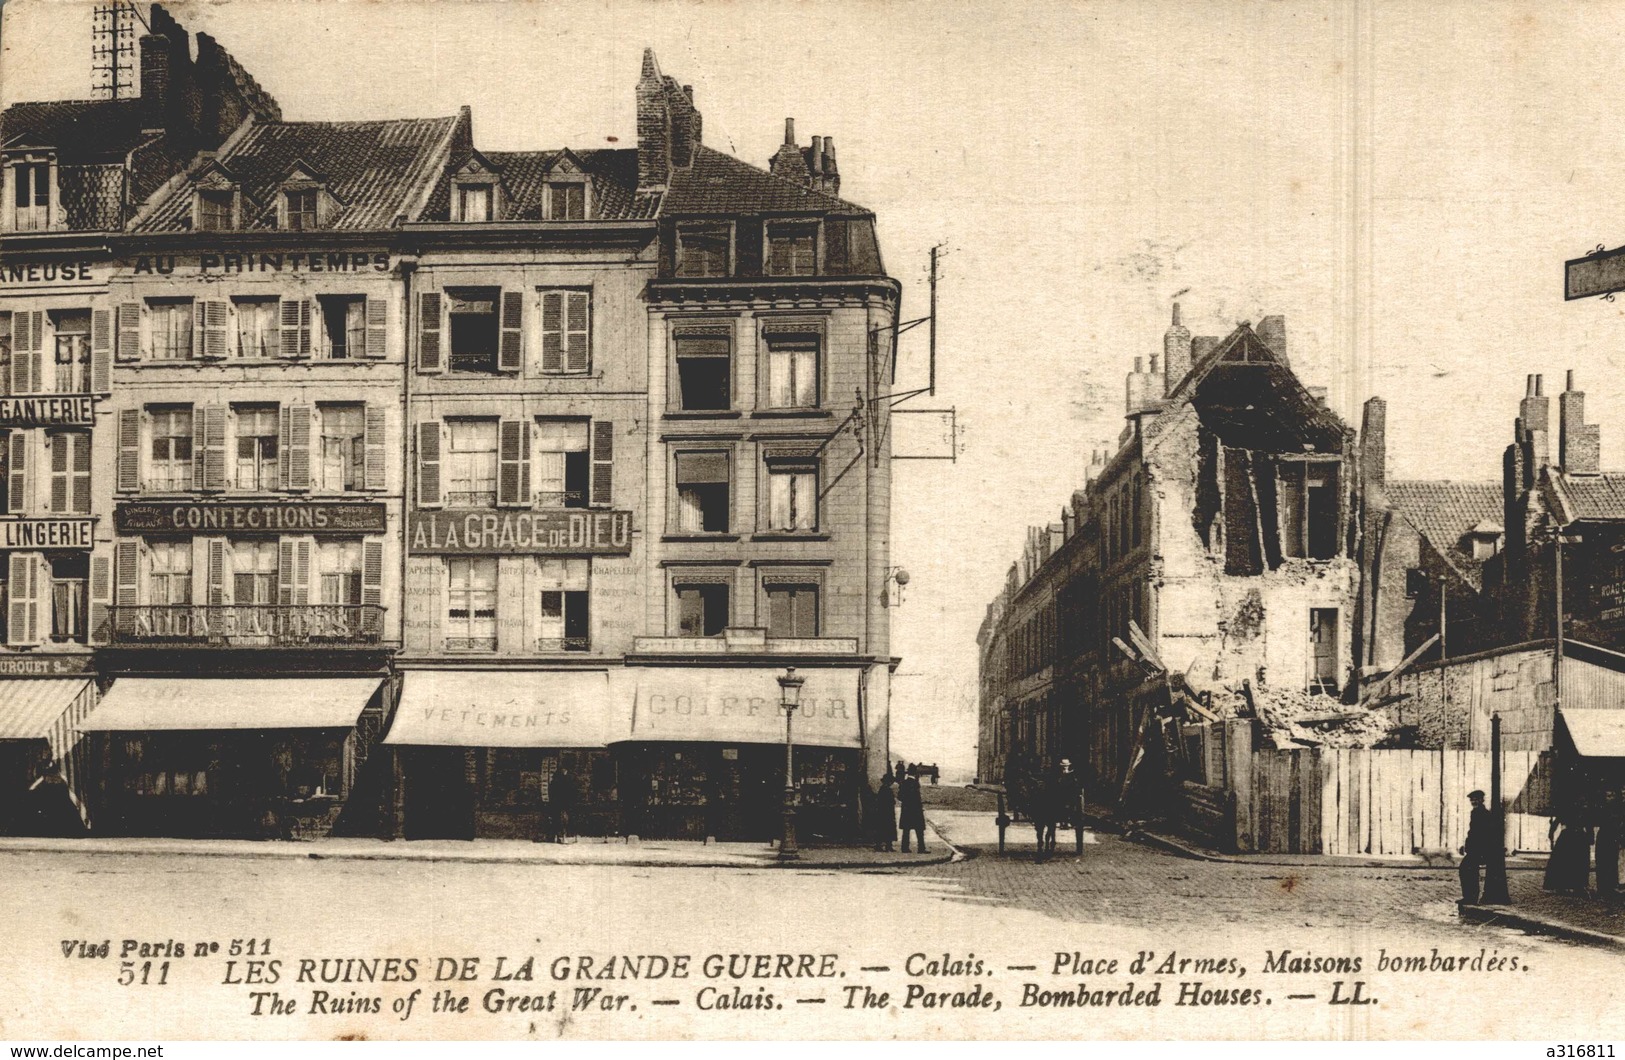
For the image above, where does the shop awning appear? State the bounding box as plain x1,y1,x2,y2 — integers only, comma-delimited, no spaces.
618,667,862,749
78,678,381,732
1559,709,1625,758
384,670,612,748
0,679,94,742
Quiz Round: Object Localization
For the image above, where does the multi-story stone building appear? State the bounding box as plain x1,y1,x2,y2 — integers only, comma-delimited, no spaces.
0,4,278,832
978,309,1359,796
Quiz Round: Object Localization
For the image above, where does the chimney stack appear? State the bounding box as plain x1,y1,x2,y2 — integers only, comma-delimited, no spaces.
1256,315,1287,364
1162,302,1193,394
1519,372,1551,470
1360,397,1387,492
1560,369,1602,475
637,49,704,190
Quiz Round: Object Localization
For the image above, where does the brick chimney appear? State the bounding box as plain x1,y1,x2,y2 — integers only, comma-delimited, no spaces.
769,118,842,195
140,4,195,135
1256,315,1287,365
1125,353,1165,420
637,49,706,190
770,118,805,183
1162,302,1192,394
1519,372,1550,470
1360,397,1387,492
1560,369,1601,475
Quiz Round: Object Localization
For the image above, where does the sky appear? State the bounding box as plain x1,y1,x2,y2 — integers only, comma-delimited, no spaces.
5,0,1625,775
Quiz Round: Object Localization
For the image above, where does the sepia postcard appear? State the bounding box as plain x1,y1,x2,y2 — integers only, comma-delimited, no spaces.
1,0,1624,1043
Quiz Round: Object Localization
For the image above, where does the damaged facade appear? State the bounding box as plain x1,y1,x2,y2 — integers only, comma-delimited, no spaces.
977,307,1358,794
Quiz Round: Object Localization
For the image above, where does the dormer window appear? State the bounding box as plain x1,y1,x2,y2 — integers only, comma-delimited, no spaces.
547,182,586,221
675,222,732,278
450,151,504,223
196,189,235,232
457,184,491,222
1464,521,1503,561
285,189,319,231
765,220,819,276
6,158,53,232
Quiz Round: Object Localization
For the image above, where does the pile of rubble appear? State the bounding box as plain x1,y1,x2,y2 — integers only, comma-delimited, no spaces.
1202,683,1399,748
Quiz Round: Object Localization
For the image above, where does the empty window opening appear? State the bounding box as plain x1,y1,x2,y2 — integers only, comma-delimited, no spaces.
675,334,731,410
446,288,499,373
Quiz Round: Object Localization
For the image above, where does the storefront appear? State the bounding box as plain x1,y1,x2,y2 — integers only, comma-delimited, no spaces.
613,666,866,842
77,676,384,838
0,674,96,835
384,669,618,840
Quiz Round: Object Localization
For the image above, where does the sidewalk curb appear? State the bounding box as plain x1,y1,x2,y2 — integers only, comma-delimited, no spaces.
1128,827,1546,872
1459,903,1625,952
0,837,947,871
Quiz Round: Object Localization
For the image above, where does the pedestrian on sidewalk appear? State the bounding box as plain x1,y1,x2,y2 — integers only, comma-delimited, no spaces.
1545,812,1592,896
549,764,577,844
871,773,896,852
898,765,927,853
1459,789,1494,905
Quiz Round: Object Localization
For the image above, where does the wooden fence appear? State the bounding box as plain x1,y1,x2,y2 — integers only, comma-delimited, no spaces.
1179,721,1552,855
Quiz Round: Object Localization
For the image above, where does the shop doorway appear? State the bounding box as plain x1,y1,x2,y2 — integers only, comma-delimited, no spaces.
402,747,475,840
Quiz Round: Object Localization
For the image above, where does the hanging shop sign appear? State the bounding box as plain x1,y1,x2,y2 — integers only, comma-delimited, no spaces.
408,509,632,555
115,502,387,536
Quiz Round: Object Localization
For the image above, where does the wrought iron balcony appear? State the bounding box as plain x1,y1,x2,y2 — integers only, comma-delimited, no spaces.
107,604,384,647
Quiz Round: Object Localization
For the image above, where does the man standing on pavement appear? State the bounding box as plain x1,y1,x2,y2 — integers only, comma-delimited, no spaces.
549,764,577,844
1459,789,1494,905
897,765,927,853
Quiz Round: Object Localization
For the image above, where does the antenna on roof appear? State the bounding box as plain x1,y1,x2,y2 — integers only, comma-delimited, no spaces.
91,0,147,100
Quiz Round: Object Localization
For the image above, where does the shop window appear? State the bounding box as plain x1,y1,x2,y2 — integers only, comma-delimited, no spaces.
145,299,194,361
318,405,365,492
765,333,819,408
765,221,818,276
674,334,731,410
233,405,280,491
540,290,590,374
765,583,819,638
766,458,818,532
538,558,590,652
675,582,729,637
447,557,497,652
284,189,319,231
446,419,499,508
47,431,90,514
534,419,589,509
446,288,500,374
147,406,194,492
316,295,365,360
675,451,730,533
675,222,731,277
1279,460,1340,561
547,182,586,221
196,189,235,232
49,309,89,394
10,161,51,231
49,555,87,643
318,541,363,606
233,297,278,359
148,541,193,606
233,540,278,605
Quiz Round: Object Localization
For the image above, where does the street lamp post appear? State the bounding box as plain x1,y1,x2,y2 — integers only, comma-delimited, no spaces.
777,667,806,862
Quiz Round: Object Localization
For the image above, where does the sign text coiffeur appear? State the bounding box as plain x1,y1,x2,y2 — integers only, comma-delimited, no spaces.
409,510,632,555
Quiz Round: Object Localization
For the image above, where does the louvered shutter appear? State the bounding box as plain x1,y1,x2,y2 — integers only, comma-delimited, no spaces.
71,432,90,514
280,405,312,492
206,537,228,606
541,291,564,373
590,419,614,507
117,409,140,492
417,421,442,507
499,291,523,372
417,292,442,373
6,431,28,514
89,552,111,645
6,552,40,647
48,432,68,513
364,294,387,358
498,419,531,507
277,537,295,606
10,310,37,395
565,291,589,371
90,309,112,393
198,405,227,491
200,300,229,360
112,539,140,638
277,536,314,606
116,302,141,362
361,540,383,607
363,403,387,491
279,298,311,359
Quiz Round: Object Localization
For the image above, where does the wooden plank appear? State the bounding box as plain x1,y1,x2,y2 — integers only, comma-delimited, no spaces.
1322,746,1340,856
1306,748,1323,854
1347,749,1363,855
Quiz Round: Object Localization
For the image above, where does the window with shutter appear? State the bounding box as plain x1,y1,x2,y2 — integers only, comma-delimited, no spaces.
206,537,228,606
49,308,89,393
278,299,311,359
417,292,443,372
361,539,383,607
115,302,140,362
48,432,90,514
6,431,28,514
540,289,590,374
117,408,141,493
499,291,523,371
590,420,614,507
362,404,387,491
364,295,387,358
90,308,111,393
315,405,363,492
46,554,88,644
112,539,140,635
497,419,531,507
0,312,10,397
10,309,41,394
199,300,229,360
148,299,194,361
89,552,111,644
280,405,312,492
417,421,443,507
6,552,40,647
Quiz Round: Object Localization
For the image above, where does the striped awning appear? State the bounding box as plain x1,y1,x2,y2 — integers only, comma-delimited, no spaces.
0,679,94,742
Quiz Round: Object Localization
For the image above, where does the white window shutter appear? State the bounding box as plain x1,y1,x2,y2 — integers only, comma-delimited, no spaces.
363,404,387,491
7,431,29,515
6,552,40,647
365,295,387,358
116,409,141,492
91,309,112,393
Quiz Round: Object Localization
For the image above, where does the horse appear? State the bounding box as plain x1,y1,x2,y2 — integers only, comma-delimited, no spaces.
1026,771,1059,861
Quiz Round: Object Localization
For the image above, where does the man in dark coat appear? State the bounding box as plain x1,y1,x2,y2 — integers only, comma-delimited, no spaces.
549,764,577,843
897,765,926,853
1459,789,1495,904
870,773,897,852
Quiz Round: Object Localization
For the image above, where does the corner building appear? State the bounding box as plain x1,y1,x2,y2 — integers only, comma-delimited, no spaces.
382,52,900,843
